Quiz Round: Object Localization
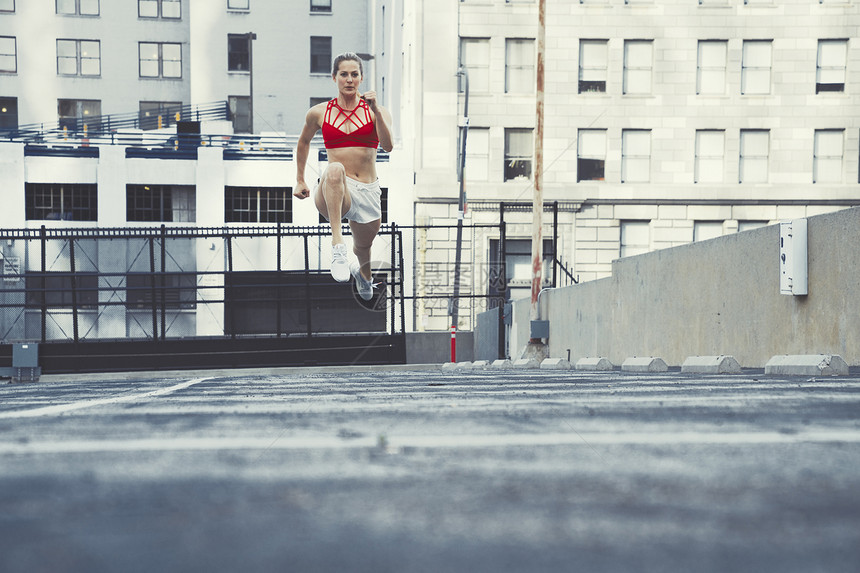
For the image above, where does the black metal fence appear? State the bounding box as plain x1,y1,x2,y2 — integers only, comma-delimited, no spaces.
0,224,406,372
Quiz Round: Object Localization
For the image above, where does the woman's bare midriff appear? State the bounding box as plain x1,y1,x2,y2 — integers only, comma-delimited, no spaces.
327,146,378,183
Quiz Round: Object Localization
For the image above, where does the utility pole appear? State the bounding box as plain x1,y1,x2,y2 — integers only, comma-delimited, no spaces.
450,66,470,362
523,0,548,361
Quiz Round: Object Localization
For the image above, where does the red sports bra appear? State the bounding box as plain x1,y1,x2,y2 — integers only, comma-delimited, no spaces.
321,98,379,150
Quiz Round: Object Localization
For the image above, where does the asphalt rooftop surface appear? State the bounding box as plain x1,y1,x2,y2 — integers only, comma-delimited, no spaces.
1,365,859,573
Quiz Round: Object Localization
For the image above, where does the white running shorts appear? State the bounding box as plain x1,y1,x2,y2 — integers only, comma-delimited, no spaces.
316,175,382,224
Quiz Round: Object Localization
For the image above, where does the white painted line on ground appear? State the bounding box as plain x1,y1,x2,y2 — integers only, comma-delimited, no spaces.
2,429,859,455
0,377,212,419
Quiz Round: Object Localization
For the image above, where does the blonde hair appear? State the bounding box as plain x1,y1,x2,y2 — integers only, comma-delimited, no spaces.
331,52,364,77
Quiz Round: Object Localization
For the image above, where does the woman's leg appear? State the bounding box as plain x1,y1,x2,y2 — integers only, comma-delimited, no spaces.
349,218,381,281
314,163,353,281
313,163,352,246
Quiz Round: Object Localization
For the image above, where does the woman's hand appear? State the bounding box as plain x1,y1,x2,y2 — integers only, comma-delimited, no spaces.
361,90,379,111
293,182,310,199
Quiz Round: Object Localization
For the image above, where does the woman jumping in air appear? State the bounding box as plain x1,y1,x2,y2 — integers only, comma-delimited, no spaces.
294,52,394,300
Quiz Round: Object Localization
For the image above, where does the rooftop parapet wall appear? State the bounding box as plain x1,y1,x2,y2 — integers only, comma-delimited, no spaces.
512,206,860,368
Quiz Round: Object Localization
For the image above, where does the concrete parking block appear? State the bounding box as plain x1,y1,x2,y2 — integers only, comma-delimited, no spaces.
491,359,513,369
472,360,491,369
682,355,742,374
575,357,615,371
441,362,457,371
765,354,849,376
622,357,668,373
454,361,475,371
512,358,540,370
539,358,571,370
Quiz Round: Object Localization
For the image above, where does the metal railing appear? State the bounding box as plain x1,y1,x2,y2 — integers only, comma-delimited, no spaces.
2,101,230,142
0,224,406,344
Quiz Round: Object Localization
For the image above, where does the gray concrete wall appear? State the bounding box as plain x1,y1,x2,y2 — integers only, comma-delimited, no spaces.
406,331,473,364
510,207,860,368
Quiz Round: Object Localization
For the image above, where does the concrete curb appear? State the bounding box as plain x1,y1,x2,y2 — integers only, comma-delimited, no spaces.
575,357,615,371
764,354,849,376
681,355,742,374
539,358,571,370
622,357,668,373
512,358,540,370
491,359,513,370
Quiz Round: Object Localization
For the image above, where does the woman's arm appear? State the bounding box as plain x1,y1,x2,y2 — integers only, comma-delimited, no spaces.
294,107,322,199
363,91,394,153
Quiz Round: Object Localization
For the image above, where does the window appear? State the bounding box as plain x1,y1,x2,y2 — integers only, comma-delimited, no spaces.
127,185,195,222
621,130,650,183
465,127,489,181
310,36,331,74
126,274,196,310
0,97,17,131
25,183,98,221
227,0,249,9
814,129,844,183
138,0,180,19
579,40,608,93
459,38,490,93
623,40,652,95
487,238,554,303
56,0,99,15
0,36,16,73
310,0,331,12
693,129,726,183
225,187,292,223
817,40,847,93
58,99,101,131
620,221,650,258
57,39,100,76
577,129,606,181
139,42,182,78
697,40,727,95
228,96,251,133
0,0,14,12
228,34,251,71
741,40,772,95
739,130,769,183
695,130,725,183
139,101,182,130
504,128,533,181
26,273,98,309
505,39,535,94
694,221,723,242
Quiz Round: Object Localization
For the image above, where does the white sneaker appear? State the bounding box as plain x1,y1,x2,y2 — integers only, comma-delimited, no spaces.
331,243,350,282
350,262,374,301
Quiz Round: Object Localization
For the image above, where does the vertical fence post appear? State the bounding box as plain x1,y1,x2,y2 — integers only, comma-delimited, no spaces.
276,221,282,338
149,236,157,340
389,223,397,335
40,226,47,343
397,226,406,336
303,234,312,337
69,237,79,343
226,229,235,339
552,200,559,288
499,209,508,360
160,225,167,340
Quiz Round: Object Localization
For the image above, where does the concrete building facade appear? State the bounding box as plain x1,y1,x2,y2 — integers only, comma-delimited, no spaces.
406,0,860,332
